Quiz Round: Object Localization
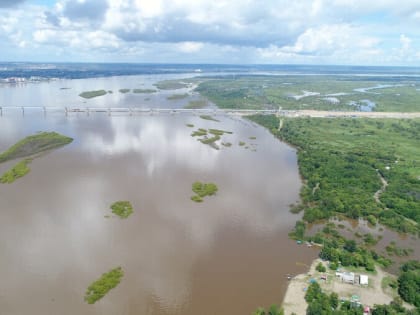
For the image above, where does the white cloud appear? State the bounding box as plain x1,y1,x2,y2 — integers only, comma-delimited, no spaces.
257,24,385,64
176,41,204,53
1,0,420,64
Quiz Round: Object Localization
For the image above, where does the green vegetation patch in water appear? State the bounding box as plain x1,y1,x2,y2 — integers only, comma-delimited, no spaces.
167,93,189,100
199,115,219,122
0,132,73,163
84,267,124,304
79,90,107,99
191,128,208,137
110,201,133,219
191,181,218,202
190,128,233,150
133,88,157,93
186,123,194,128
0,159,31,183
119,89,131,93
184,99,208,109
154,80,189,90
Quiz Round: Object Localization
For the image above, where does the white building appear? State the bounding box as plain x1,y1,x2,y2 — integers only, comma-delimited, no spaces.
360,274,369,285
336,271,355,284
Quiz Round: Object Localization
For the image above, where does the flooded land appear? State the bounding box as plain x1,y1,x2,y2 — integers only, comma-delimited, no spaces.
1,70,419,315
0,105,317,315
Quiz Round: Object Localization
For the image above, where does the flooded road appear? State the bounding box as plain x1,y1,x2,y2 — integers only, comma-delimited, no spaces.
0,112,317,315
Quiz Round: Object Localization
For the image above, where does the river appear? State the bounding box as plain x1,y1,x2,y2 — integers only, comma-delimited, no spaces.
0,75,317,315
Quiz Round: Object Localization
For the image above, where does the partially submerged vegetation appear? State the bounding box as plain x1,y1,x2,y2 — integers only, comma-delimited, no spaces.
191,181,218,202
249,115,420,234
0,132,73,163
119,89,130,93
167,93,188,100
84,267,124,304
184,99,208,109
154,80,189,90
132,88,157,93
110,201,133,219
0,132,73,184
199,115,219,122
79,90,108,99
0,159,31,183
190,127,233,150
195,75,420,111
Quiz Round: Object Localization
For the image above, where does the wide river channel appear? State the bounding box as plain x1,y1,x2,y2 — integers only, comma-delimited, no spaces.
0,75,318,315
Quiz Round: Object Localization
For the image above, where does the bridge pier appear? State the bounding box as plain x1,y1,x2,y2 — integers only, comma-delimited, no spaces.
0,107,2,116
21,107,25,116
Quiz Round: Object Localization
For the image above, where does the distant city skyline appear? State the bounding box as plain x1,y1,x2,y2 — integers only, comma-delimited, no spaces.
1,0,419,65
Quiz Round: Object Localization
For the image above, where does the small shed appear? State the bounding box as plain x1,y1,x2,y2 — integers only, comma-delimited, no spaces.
360,274,369,285
340,272,355,284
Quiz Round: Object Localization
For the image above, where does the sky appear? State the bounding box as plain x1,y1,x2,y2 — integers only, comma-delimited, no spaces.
0,0,420,65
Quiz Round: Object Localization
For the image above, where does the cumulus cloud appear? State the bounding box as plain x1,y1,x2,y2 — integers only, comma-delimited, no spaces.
1,0,420,64
62,0,108,22
257,24,384,64
0,0,25,8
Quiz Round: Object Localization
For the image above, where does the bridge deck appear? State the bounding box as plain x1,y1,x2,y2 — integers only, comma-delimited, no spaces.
0,106,419,118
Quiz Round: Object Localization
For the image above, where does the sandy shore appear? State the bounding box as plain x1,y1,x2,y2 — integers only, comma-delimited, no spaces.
282,259,402,315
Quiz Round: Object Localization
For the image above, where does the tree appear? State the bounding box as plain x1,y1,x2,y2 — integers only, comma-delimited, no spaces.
316,262,326,273
344,240,357,253
253,307,266,315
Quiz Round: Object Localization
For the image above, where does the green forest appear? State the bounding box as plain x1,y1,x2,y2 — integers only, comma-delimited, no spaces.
248,115,420,234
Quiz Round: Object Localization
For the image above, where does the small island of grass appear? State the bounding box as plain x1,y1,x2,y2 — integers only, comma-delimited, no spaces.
184,100,208,109
0,159,31,183
199,115,219,122
190,128,233,150
119,89,131,93
154,80,189,90
191,181,218,202
84,267,124,304
186,123,194,128
79,90,107,99
167,93,189,100
0,132,73,163
133,88,157,94
110,201,133,219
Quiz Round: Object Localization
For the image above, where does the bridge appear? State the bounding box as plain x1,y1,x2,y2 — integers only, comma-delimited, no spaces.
1,106,420,119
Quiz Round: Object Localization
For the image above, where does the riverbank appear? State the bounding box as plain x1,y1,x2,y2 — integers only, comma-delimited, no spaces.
282,258,404,315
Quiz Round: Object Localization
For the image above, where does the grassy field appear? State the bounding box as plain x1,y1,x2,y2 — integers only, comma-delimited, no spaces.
79,90,108,99
248,115,420,233
194,76,420,112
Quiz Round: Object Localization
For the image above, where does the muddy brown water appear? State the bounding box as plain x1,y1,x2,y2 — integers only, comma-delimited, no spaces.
0,112,318,315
